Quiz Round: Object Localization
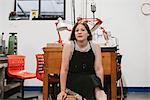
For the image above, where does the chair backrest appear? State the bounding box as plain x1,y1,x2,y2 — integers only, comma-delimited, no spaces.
35,54,44,81
7,55,25,74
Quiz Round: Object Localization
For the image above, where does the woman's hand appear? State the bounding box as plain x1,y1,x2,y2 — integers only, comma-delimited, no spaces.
57,91,67,100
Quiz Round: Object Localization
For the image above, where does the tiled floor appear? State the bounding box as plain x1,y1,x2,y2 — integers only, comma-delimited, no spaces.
5,91,150,100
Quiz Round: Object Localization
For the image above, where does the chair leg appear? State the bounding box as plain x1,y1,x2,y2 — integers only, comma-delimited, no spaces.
50,83,59,100
17,80,38,100
17,80,24,99
48,82,51,98
53,84,57,99
120,78,124,100
50,84,55,100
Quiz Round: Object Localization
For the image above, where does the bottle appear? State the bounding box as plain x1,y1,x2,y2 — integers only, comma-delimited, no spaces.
0,33,3,46
0,33,5,53
4,79,7,86
0,34,2,51
8,33,17,54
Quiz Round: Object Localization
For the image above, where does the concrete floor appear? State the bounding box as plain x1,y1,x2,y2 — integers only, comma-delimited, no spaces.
126,92,150,100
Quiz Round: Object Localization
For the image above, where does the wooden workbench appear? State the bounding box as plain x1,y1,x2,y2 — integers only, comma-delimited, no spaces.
43,45,117,100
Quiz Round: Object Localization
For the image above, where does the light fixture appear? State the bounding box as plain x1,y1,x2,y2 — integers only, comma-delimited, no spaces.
55,17,72,44
77,17,102,32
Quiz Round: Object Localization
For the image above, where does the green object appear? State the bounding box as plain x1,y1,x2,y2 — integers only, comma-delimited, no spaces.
8,33,17,54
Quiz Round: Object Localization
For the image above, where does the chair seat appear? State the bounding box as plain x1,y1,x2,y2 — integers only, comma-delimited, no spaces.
9,70,36,79
7,54,38,99
37,73,59,83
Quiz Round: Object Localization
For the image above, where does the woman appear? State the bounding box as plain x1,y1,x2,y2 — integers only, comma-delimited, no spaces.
57,22,107,100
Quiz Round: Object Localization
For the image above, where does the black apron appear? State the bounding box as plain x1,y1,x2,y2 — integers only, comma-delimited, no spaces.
66,42,103,100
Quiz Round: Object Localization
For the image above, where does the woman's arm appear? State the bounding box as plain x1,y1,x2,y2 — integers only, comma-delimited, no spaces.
60,43,72,92
94,43,104,87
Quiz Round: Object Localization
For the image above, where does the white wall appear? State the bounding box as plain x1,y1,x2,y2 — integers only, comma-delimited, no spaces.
95,0,149,87
0,0,150,87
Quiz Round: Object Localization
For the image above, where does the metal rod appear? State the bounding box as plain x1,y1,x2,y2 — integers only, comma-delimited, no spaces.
72,0,75,24
85,0,87,18
38,0,41,17
17,3,27,17
14,0,16,11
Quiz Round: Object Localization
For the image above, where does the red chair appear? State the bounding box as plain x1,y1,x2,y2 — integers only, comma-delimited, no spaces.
7,55,38,100
35,54,59,99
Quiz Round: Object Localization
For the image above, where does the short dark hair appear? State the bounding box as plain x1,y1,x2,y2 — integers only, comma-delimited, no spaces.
70,22,92,41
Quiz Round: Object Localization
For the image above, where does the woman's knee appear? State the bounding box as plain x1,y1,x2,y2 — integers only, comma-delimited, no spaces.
95,87,107,100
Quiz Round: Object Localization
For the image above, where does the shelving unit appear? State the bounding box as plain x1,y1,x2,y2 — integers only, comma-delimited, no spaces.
0,57,21,99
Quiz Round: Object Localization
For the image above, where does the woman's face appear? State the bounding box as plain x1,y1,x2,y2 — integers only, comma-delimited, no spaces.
75,24,89,41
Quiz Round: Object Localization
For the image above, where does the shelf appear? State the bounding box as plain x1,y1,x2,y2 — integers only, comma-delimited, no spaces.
4,82,21,92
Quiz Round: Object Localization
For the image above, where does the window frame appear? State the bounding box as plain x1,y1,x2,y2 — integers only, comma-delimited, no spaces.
14,0,66,20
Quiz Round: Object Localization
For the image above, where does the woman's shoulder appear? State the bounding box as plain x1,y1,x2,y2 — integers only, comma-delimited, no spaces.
90,41,101,54
63,41,73,46
63,41,74,50
63,41,74,58
90,41,100,48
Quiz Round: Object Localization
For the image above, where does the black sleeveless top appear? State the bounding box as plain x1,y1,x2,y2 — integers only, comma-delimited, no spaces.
68,41,95,74
66,41,103,100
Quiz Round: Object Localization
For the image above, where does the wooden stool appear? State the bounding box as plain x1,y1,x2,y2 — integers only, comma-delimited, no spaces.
65,95,77,100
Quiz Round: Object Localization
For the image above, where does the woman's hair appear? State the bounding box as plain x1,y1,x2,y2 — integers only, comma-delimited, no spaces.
70,22,92,41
